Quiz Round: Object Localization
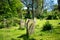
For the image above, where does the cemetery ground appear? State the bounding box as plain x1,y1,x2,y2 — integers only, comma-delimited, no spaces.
0,19,60,40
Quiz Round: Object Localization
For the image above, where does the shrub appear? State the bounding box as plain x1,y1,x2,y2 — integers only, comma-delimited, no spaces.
0,23,5,29
46,15,53,20
36,14,44,19
42,21,53,31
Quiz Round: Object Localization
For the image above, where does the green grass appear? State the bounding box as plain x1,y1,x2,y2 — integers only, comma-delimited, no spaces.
0,28,26,40
0,20,60,40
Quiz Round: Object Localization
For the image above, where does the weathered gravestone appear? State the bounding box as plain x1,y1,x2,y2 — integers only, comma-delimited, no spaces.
26,19,36,36
20,19,25,29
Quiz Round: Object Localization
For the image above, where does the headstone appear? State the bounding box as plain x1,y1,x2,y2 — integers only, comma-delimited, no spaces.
26,19,35,35
20,19,25,29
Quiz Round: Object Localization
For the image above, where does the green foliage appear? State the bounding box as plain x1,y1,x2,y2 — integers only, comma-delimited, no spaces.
24,13,32,19
0,0,23,19
36,14,44,19
42,21,53,31
0,23,4,29
46,15,53,20
0,0,23,28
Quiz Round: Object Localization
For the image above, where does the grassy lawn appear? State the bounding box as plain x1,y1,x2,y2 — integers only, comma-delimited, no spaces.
0,20,60,40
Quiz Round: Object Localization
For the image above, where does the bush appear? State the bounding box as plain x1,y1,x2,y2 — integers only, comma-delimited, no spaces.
0,23,5,29
46,14,58,20
42,21,53,31
46,15,53,20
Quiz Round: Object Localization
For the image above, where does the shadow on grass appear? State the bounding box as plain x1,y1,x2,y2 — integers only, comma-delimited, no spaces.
59,23,60,24
18,28,25,30
17,34,36,40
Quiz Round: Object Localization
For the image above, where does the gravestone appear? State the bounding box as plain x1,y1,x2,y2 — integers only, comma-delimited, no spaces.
20,19,25,29
26,19,36,35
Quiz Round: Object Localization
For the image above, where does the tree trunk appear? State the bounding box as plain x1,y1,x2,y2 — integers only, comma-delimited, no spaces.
36,0,43,16
58,0,60,11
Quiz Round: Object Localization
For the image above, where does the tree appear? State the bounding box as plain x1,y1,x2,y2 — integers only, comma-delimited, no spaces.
0,0,23,28
35,0,43,19
58,0,60,11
